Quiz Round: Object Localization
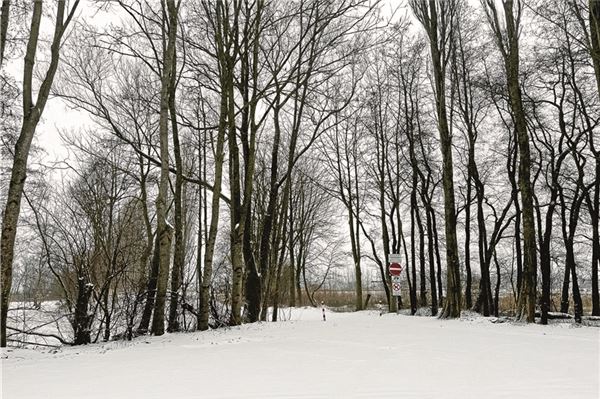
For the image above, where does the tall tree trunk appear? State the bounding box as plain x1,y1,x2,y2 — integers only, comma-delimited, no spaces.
228,152,245,327
350,211,363,310
150,223,173,335
557,172,585,322
271,195,289,322
229,0,261,325
411,0,462,318
416,206,426,308
464,178,473,309
557,151,587,322
484,0,537,322
227,44,244,326
560,259,570,314
569,247,583,324
539,225,552,324
425,206,438,315
168,47,184,333
1,0,79,347
409,131,438,316
506,138,523,299
0,0,9,65
410,203,418,315
73,273,93,345
473,171,492,316
198,81,227,331
588,156,600,316
588,0,600,316
249,101,282,322
349,122,364,311
511,80,537,322
562,236,582,323
431,210,443,306
589,0,600,97
138,234,160,334
400,225,414,312
295,247,302,306
537,133,568,324
493,250,501,317
150,0,178,336
196,130,204,329
288,194,297,307
469,140,488,314
453,18,481,312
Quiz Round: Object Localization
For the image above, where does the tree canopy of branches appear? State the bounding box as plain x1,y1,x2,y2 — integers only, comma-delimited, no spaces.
2,0,599,348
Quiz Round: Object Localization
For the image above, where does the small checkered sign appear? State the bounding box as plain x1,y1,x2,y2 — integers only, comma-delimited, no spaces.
391,275,401,296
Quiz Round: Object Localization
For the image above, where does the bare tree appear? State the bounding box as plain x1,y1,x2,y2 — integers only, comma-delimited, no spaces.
410,0,462,318
192,0,228,331
570,0,600,316
1,0,80,347
149,0,179,336
482,0,537,322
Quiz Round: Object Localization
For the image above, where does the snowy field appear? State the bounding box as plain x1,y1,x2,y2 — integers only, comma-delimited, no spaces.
1,308,598,399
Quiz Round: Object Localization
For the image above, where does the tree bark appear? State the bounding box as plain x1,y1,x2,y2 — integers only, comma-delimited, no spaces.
484,0,536,322
167,46,184,333
464,175,473,309
0,0,9,65
416,204,427,308
425,206,438,315
73,274,93,345
1,0,79,347
150,0,178,336
138,234,160,334
411,0,462,318
586,0,600,315
198,97,226,331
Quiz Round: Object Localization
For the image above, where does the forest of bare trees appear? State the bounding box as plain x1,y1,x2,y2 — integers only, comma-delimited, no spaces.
1,0,599,348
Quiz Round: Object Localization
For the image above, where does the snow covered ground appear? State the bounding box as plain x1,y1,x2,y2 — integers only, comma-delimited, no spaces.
2,308,598,398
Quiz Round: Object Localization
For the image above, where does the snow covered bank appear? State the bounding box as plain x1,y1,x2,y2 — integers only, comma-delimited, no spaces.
2,308,598,398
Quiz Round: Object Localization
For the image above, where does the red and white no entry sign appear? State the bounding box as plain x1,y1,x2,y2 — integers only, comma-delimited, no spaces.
389,262,402,276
